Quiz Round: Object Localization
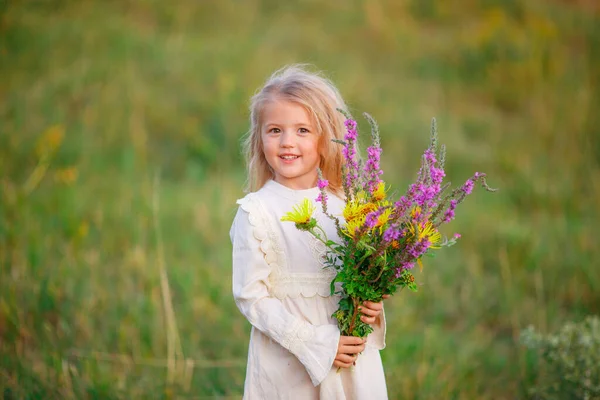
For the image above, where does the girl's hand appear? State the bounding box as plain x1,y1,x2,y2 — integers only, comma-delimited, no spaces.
358,294,390,325
334,336,366,369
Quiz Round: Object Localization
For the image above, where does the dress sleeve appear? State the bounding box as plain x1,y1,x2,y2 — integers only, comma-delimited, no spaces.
230,203,340,386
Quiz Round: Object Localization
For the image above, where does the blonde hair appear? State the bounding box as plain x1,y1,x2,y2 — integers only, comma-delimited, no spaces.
243,64,348,194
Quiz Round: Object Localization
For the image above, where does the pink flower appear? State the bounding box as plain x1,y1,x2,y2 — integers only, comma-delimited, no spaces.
316,192,328,203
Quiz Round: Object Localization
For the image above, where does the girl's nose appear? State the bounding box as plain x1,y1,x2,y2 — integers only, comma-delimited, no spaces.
279,130,294,148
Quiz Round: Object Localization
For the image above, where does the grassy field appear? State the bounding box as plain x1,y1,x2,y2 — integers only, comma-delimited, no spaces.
1,0,599,398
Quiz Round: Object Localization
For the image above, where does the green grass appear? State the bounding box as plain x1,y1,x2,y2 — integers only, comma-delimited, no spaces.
1,0,599,398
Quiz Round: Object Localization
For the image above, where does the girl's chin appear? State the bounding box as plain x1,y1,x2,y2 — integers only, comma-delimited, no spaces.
278,159,300,166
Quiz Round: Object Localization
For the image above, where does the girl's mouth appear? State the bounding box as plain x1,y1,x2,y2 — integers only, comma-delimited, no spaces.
280,155,300,160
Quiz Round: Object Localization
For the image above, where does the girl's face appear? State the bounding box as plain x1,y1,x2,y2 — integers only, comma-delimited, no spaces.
261,99,321,190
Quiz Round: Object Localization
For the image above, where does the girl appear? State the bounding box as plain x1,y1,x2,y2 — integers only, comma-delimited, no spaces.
230,65,388,399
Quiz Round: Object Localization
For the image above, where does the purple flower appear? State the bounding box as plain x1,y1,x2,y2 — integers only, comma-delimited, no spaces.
443,199,457,223
344,119,357,131
315,170,331,213
430,167,445,185
365,146,383,194
407,237,431,259
395,261,415,277
317,179,329,190
424,149,446,186
424,148,436,164
342,119,360,193
462,179,474,195
316,192,328,204
409,181,440,212
394,195,412,215
453,233,461,239
383,225,400,242
365,208,383,229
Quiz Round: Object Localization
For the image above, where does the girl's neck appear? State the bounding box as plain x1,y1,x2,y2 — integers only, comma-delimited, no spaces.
273,177,318,191
264,179,320,201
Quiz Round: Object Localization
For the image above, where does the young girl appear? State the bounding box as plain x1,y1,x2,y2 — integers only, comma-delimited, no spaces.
230,65,388,399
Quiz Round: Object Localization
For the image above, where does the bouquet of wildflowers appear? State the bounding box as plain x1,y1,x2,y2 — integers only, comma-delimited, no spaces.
281,111,496,338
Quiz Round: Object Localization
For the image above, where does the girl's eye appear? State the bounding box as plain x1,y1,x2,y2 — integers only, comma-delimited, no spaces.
299,128,310,134
268,128,281,134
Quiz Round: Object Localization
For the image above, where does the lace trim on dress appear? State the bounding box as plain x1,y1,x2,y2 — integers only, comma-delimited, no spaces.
280,319,315,352
237,193,336,300
237,193,287,270
270,271,336,300
309,235,328,268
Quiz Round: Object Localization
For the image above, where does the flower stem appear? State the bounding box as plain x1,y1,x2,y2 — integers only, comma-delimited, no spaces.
348,297,361,336
309,226,344,255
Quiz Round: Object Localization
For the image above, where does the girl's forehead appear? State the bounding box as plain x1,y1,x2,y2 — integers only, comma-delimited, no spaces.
261,99,315,124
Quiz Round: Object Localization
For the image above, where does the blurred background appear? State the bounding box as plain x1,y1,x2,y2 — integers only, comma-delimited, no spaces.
1,0,599,398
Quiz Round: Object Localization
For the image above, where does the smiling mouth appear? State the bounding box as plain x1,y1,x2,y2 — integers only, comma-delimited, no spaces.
279,155,300,160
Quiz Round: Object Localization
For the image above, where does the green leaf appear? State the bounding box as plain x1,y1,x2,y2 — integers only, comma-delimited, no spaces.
330,278,336,296
339,297,352,311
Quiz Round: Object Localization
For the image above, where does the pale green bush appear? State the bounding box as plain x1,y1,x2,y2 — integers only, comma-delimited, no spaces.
521,316,600,400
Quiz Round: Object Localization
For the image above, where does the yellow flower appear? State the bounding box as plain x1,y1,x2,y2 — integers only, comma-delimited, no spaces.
419,221,442,247
372,181,388,202
410,206,422,219
407,220,442,248
378,200,392,208
407,220,441,271
36,125,65,157
362,202,378,216
343,199,379,223
281,198,316,230
77,221,89,238
342,216,365,239
416,229,440,270
343,199,365,223
355,190,368,202
373,208,393,232
54,167,78,185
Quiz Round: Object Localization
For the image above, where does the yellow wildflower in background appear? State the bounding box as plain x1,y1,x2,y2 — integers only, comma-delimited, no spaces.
54,167,78,185
77,221,89,238
36,125,65,157
24,125,66,195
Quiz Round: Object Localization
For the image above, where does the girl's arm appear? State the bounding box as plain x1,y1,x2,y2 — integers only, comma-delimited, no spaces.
230,207,340,386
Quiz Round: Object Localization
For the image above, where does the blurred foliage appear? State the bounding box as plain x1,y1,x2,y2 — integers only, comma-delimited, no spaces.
521,316,600,399
0,0,599,398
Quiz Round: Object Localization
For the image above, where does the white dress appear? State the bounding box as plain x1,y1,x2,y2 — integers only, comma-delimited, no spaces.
230,180,388,400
